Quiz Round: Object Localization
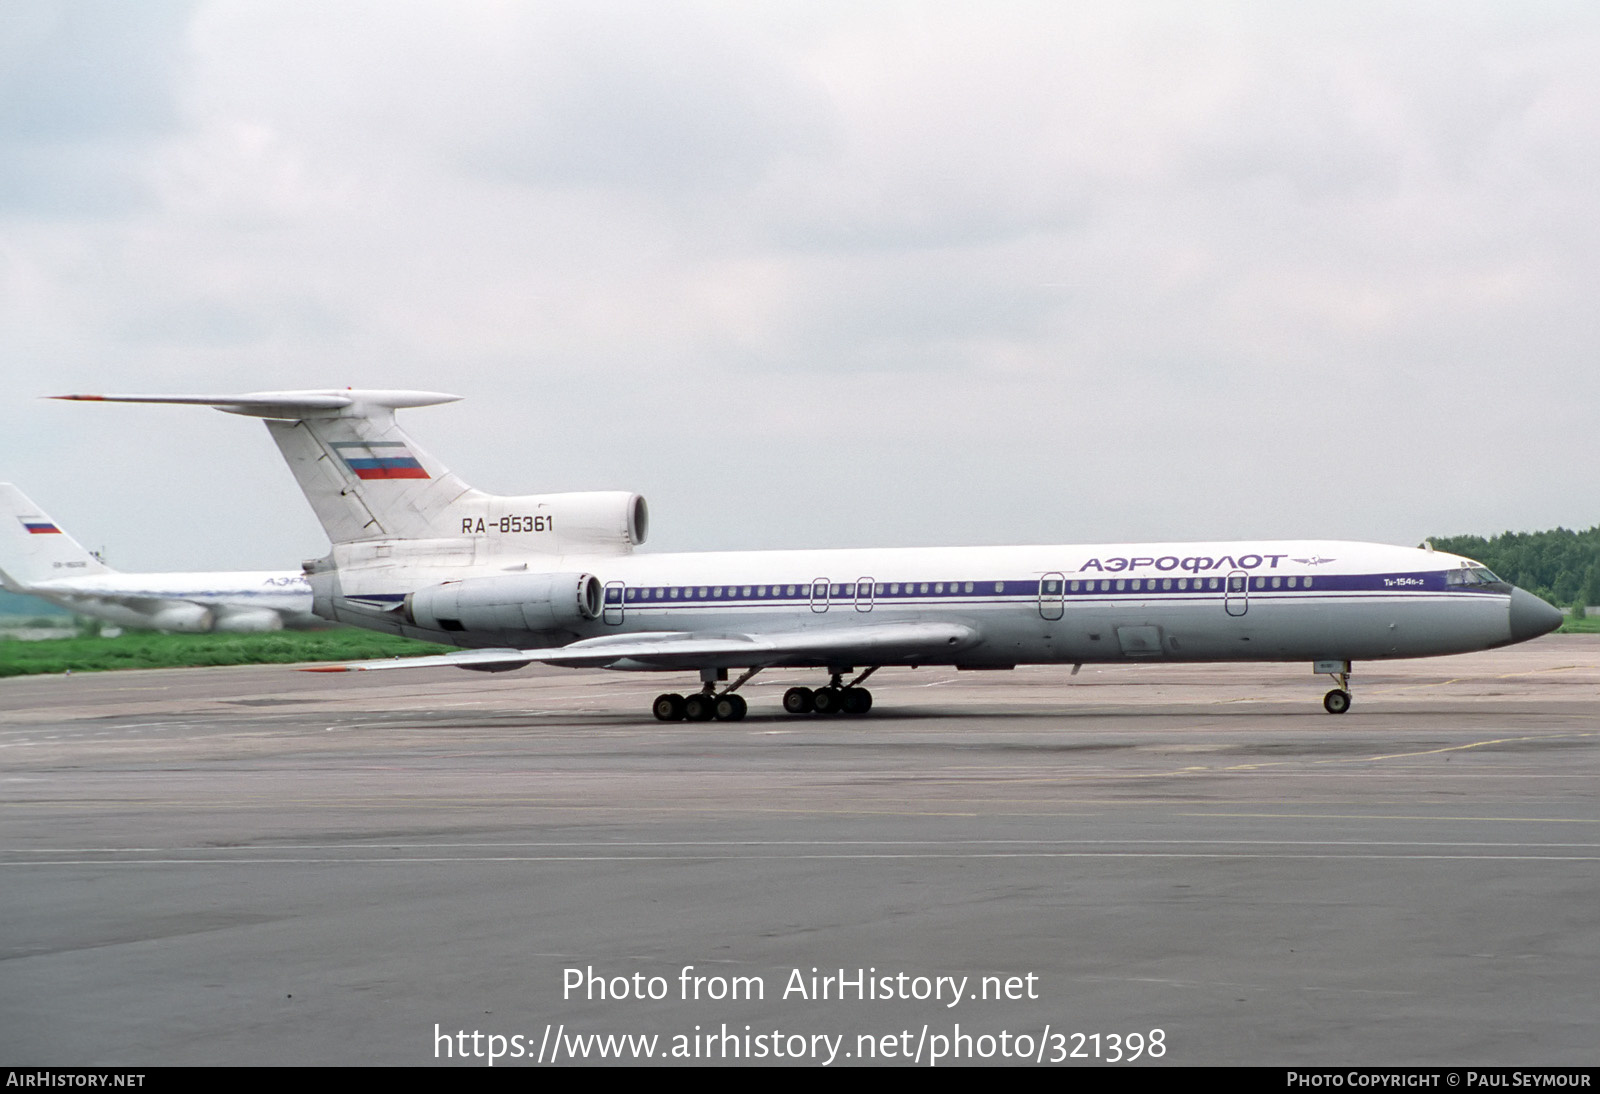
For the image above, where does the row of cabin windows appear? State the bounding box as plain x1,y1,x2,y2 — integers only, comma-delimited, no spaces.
625,581,1000,602
620,574,1316,602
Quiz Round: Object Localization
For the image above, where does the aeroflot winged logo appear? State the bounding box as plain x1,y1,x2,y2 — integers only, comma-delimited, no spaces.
330,440,430,480
1077,551,1341,573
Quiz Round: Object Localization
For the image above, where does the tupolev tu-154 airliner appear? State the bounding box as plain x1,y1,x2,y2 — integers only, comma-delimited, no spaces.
57,389,1565,719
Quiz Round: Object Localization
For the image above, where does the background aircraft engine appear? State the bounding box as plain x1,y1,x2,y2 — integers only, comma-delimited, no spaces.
403,572,604,636
212,607,287,633
145,603,217,632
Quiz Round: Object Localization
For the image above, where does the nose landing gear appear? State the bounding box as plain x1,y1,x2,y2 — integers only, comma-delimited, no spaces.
1317,660,1352,714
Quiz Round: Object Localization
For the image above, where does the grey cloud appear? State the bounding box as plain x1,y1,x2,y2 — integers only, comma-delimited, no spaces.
114,296,347,348
0,1,194,214
0,1,193,143
0,144,152,216
769,270,1064,374
462,3,833,199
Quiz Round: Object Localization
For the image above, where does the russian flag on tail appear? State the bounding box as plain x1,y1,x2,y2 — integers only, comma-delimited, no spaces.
330,440,430,480
22,519,61,534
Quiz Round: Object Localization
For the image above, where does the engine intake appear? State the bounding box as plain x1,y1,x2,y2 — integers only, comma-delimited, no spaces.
403,572,603,635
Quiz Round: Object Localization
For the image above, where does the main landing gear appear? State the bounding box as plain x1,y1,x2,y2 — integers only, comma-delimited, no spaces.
651,667,883,721
653,667,761,723
651,691,748,722
783,667,879,717
1319,660,1353,715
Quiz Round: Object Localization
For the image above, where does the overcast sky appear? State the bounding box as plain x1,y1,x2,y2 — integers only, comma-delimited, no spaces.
2,1,1597,572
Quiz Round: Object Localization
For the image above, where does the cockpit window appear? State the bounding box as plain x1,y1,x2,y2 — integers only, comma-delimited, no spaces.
1446,565,1502,587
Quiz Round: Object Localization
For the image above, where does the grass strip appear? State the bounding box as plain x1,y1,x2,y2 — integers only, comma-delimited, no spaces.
0,629,455,678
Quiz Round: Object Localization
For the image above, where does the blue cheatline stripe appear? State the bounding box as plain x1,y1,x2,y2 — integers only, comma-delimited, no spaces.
393,570,1501,609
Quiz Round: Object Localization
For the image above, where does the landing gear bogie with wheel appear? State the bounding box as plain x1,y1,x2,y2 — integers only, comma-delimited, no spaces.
782,668,878,717
653,666,881,721
651,667,762,722
783,687,815,714
1315,660,1353,714
811,686,845,715
842,687,872,714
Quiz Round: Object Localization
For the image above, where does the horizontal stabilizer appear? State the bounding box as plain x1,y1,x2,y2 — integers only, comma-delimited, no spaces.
306,621,981,674
52,390,461,419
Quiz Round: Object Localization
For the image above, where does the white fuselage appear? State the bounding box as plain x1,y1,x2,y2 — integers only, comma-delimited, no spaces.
321,539,1523,668
23,571,317,633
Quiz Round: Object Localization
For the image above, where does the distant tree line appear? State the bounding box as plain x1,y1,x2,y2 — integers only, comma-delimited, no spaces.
1429,526,1600,610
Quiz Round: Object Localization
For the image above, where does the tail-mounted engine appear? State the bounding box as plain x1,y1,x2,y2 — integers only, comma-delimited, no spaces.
402,572,603,635
460,492,649,556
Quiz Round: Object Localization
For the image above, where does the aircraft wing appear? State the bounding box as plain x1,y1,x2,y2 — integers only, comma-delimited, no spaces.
306,621,981,674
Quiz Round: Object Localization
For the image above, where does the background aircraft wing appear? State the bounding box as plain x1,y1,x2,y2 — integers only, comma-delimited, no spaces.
306,621,981,674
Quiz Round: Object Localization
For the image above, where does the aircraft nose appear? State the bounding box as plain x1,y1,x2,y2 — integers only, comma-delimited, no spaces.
1509,587,1565,642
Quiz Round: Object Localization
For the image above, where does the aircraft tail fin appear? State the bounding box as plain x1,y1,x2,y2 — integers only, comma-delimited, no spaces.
54,390,648,556
53,390,473,545
0,483,113,589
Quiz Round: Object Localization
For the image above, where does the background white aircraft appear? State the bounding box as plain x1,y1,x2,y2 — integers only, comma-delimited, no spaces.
58,391,1564,716
0,483,318,633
